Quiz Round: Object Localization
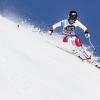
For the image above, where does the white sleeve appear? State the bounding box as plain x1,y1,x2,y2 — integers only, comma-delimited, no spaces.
76,20,87,32
52,21,62,30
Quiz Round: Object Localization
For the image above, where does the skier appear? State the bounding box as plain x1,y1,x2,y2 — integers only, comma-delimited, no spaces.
49,10,91,60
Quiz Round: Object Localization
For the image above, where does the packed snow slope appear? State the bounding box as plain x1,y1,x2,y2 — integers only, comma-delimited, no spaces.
0,15,100,100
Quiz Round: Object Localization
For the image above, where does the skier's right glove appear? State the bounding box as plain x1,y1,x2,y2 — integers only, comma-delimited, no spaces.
48,27,54,35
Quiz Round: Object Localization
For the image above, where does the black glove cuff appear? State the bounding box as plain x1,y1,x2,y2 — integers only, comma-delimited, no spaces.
85,30,89,34
50,27,54,33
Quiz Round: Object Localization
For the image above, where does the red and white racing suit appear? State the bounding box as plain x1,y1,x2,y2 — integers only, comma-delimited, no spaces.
51,19,91,59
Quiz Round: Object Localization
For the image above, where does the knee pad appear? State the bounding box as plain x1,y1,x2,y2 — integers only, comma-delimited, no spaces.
75,37,82,47
63,36,68,42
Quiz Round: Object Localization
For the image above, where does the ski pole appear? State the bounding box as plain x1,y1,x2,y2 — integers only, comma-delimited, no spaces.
88,37,95,50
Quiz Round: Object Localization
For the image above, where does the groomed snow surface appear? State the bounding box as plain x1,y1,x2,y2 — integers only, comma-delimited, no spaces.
0,15,100,100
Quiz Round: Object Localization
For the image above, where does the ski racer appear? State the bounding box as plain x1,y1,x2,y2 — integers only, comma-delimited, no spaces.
49,10,91,59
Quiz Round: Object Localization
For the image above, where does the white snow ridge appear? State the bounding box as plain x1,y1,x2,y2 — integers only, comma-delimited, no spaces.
0,15,100,100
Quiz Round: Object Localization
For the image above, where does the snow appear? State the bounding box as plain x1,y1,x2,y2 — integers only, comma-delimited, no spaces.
0,15,100,100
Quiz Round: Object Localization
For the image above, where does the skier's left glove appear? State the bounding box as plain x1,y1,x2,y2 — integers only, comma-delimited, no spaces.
85,33,90,38
84,30,90,38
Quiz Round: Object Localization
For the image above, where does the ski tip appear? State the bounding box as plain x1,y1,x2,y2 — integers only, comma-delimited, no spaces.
95,64,100,69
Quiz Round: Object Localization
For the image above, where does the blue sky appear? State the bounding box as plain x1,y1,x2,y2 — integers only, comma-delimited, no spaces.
0,0,100,56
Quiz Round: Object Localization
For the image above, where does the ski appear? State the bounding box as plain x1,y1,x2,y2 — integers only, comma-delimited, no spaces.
46,39,100,69
86,59,100,69
55,45,100,69
56,45,85,61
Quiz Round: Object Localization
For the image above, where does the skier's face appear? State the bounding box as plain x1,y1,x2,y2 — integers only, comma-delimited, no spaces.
68,19,75,24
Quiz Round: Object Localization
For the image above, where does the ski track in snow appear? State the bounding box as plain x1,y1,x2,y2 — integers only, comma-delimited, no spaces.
0,15,100,100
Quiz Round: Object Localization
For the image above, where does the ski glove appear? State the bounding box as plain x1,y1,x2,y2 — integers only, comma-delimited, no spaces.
84,30,90,38
48,27,54,35
85,33,90,38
